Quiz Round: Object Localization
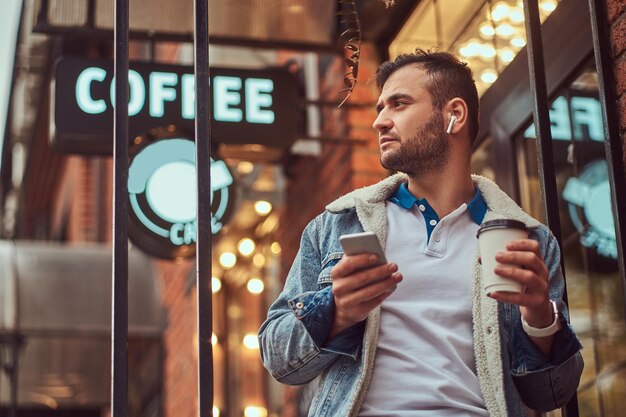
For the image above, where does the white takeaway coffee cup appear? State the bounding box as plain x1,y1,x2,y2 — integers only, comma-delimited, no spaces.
477,219,529,295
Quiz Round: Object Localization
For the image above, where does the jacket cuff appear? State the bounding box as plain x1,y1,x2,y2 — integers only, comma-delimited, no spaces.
289,286,365,359
518,315,582,371
512,351,584,411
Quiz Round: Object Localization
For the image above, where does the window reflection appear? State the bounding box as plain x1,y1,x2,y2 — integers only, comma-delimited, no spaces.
515,61,626,417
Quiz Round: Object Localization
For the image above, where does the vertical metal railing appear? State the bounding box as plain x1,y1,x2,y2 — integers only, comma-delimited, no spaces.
521,1,578,416
111,0,129,417
587,0,626,326
194,0,214,416
110,2,214,416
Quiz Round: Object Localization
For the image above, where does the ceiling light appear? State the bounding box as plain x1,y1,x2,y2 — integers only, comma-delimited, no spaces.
481,70,498,84
238,238,256,257
511,37,527,48
254,200,272,215
479,22,495,38
212,333,218,345
247,278,265,294
496,23,515,38
491,2,511,22
499,48,516,63
243,334,260,350
480,44,497,59
509,7,525,24
540,0,557,13
219,252,237,269
459,39,483,58
212,276,222,293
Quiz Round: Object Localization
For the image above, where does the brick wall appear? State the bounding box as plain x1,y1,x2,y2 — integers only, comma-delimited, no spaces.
607,0,626,164
278,42,387,282
275,42,386,416
157,259,197,417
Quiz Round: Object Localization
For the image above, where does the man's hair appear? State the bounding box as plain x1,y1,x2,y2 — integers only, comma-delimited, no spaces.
375,49,480,143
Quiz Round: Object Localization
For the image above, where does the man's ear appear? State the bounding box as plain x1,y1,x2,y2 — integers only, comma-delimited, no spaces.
444,98,468,135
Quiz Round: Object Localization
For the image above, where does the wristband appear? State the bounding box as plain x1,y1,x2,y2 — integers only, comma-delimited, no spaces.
521,300,560,337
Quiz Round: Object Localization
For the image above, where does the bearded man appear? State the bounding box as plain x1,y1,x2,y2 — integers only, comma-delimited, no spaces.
259,49,583,417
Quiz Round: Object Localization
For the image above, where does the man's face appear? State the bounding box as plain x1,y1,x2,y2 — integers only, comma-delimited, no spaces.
373,66,449,176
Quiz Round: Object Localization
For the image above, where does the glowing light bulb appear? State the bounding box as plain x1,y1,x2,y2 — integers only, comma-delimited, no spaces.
479,22,495,38
219,252,237,269
243,407,268,417
238,238,256,257
491,2,511,22
243,334,260,349
212,277,222,293
511,37,527,48
459,40,483,58
481,70,498,84
271,242,282,255
509,7,525,24
211,333,218,345
480,44,496,59
540,0,557,13
247,278,265,294
213,406,220,417
237,161,254,175
253,253,266,267
496,23,515,38
499,48,516,63
254,200,272,215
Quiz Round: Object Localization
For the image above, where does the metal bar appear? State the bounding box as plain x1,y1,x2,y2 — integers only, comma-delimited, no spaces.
588,0,626,326
7,242,21,417
521,0,562,240
194,0,213,416
521,1,578,415
111,0,129,416
36,0,49,28
87,0,97,29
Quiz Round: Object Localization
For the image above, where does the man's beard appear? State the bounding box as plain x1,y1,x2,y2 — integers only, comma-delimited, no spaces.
380,112,449,176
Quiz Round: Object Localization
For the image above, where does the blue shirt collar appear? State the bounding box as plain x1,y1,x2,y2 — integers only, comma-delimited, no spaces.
389,183,487,225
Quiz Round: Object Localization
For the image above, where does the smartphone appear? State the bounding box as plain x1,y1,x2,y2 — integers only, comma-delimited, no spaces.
339,231,387,264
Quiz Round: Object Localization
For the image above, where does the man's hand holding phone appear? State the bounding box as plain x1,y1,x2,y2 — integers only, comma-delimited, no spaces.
329,232,403,338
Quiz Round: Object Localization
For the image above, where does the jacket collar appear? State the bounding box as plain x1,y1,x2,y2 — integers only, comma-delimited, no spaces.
326,173,541,228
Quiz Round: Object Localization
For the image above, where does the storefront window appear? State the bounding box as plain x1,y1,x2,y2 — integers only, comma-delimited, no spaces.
515,61,626,416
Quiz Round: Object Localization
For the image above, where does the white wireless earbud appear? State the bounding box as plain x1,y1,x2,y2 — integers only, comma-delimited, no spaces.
446,115,457,134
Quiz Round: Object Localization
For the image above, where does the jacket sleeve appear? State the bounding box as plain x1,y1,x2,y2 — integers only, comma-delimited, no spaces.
257,216,364,386
510,228,584,411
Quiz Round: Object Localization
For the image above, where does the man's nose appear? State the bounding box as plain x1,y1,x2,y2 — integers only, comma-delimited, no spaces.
372,112,392,131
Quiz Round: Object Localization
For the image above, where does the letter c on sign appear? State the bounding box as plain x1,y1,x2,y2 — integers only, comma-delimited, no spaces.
76,67,107,114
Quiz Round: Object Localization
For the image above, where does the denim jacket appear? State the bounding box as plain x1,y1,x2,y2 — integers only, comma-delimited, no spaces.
259,174,583,417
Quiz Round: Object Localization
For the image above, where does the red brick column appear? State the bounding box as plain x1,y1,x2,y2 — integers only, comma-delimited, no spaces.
278,42,386,282
275,42,386,417
607,0,626,164
158,259,197,417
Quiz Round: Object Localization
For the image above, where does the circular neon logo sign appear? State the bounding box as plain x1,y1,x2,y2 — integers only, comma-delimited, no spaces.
128,136,234,259
562,160,616,260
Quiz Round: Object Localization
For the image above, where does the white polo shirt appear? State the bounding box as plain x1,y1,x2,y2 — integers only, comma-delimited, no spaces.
359,184,488,417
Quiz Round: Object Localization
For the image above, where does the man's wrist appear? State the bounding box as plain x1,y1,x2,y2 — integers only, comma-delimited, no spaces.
522,300,555,328
329,317,355,339
522,300,560,338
